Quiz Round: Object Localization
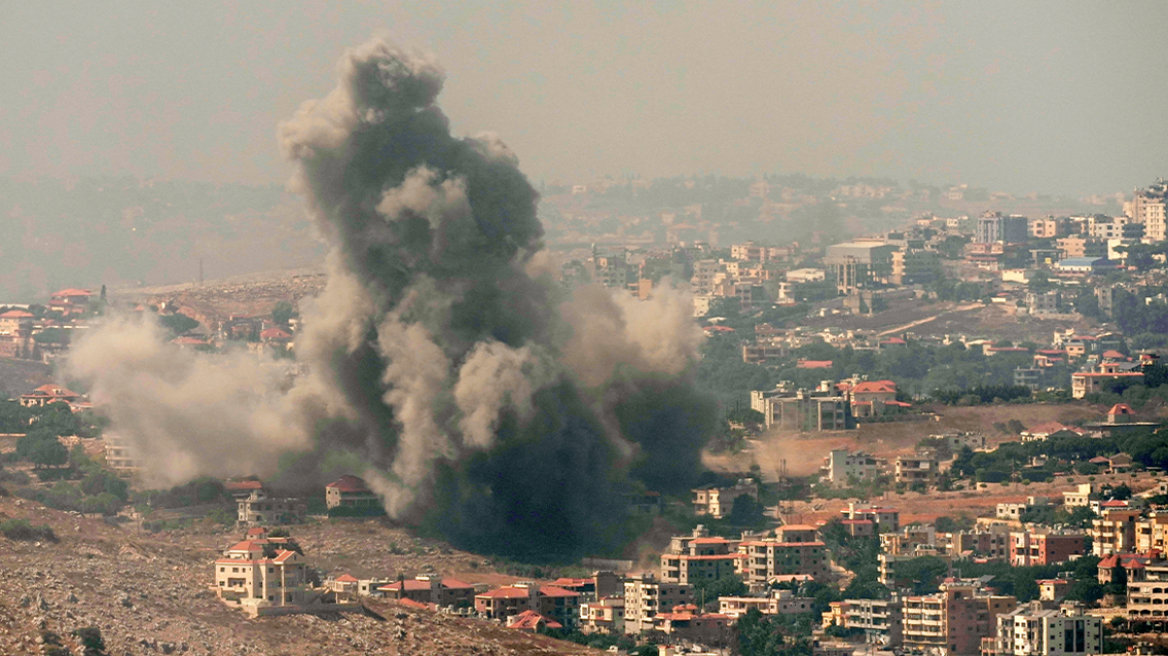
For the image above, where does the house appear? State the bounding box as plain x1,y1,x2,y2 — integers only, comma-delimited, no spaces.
103,434,140,477
237,489,306,527
691,479,759,519
1071,369,1144,399
378,575,476,608
651,604,733,647
224,480,264,500
660,530,742,585
1062,484,1094,508
259,327,293,344
213,537,320,617
841,502,900,532
718,588,816,618
579,596,625,634
0,309,34,335
894,455,937,486
737,538,831,586
324,475,380,510
48,289,93,315
475,583,581,629
1019,422,1082,442
507,610,561,632
19,384,80,408
824,449,882,487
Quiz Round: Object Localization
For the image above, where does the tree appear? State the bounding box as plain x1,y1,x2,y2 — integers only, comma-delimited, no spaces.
30,438,68,468
159,312,199,335
272,301,296,326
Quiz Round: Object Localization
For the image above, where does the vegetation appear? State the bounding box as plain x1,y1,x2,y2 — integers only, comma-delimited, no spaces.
0,518,58,542
890,555,1100,602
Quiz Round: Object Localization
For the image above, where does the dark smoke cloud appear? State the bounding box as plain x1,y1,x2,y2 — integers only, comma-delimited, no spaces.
69,37,716,558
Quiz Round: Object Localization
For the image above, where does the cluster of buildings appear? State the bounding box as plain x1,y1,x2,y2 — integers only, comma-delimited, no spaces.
749,376,915,432
0,288,95,360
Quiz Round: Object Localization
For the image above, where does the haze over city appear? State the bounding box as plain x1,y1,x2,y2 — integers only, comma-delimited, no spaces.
4,1,1167,195
4,3,1168,656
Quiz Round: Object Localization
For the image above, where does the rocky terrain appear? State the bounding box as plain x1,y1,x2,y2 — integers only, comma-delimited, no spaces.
0,496,600,656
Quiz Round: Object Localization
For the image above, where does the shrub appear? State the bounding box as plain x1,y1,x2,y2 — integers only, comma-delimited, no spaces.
0,519,58,542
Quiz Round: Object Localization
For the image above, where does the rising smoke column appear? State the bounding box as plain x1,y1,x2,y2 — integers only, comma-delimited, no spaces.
68,37,715,558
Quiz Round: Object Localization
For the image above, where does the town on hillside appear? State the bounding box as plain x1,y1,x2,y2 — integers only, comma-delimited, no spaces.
6,177,1168,655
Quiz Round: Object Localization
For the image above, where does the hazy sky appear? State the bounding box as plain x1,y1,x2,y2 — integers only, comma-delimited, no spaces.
3,1,1166,195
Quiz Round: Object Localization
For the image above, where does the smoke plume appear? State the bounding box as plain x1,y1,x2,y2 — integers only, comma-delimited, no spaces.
68,37,715,557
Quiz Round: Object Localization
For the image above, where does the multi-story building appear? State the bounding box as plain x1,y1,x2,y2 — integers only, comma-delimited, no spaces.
843,596,903,647
1029,217,1069,239
102,433,140,477
1072,367,1145,399
660,531,742,585
1136,513,1168,553
237,489,307,527
977,213,1029,245
623,574,693,634
651,604,734,647
894,454,938,486
1056,236,1106,259
761,390,852,432
1025,291,1059,316
737,539,831,586
718,589,816,618
1125,180,1168,242
214,536,312,615
1062,484,1094,508
475,582,581,629
691,480,759,519
579,596,624,634
324,475,381,511
1126,562,1168,623
890,248,940,285
825,450,882,487
842,502,900,533
903,584,1017,656
1009,530,1086,567
378,574,476,608
993,601,1101,656
1091,508,1142,556
824,242,897,292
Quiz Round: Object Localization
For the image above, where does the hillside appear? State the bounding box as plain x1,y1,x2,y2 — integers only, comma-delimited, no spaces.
0,497,600,656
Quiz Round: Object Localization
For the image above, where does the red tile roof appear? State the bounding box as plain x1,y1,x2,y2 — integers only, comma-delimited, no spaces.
226,480,264,491
326,475,371,493
796,359,833,369
260,327,292,340
0,310,34,319
852,380,897,394
380,577,473,592
507,610,561,630
335,574,358,583
52,289,92,297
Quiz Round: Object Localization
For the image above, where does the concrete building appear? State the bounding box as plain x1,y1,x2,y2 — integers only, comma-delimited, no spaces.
761,391,852,432
651,604,734,647
102,433,140,477
623,574,693,634
825,449,882,487
1009,531,1086,567
737,539,831,586
824,242,897,292
843,596,903,647
579,596,625,634
660,531,742,586
993,602,1101,656
1091,508,1142,556
1025,291,1059,316
891,248,940,285
1071,369,1144,399
378,575,476,608
1124,180,1168,242
842,502,900,533
1126,562,1168,623
894,454,938,486
1062,484,1094,508
1055,236,1107,259
903,584,1017,656
324,475,380,511
237,489,306,527
214,537,313,616
718,589,816,618
475,582,581,629
977,214,1029,245
691,479,759,519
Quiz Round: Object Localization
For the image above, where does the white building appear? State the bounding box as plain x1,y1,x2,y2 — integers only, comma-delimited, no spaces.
826,449,882,487
994,602,1101,656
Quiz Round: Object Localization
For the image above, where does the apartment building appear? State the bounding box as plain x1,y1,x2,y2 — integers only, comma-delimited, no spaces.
977,214,1029,245
378,574,476,608
718,589,815,619
1125,180,1168,242
623,574,693,634
890,248,940,285
842,502,901,533
1126,562,1168,623
1062,484,1094,508
843,596,903,647
1009,531,1086,567
737,539,831,586
824,242,896,292
903,584,1017,656
1136,513,1168,553
825,449,882,487
993,602,1101,656
1029,217,1069,239
895,454,938,486
236,489,307,527
1091,508,1142,556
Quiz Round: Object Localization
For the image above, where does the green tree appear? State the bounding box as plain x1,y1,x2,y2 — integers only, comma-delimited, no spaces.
272,301,296,326
30,438,68,468
159,312,200,335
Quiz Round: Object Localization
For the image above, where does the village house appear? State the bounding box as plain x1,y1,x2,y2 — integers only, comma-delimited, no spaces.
237,489,307,527
102,433,140,477
579,596,625,634
213,535,335,617
506,610,562,632
691,479,759,518
19,384,80,408
378,574,476,608
718,588,815,619
474,582,580,629
651,604,733,647
324,475,381,510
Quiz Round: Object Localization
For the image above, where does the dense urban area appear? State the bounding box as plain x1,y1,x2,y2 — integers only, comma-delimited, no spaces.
4,173,1168,656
